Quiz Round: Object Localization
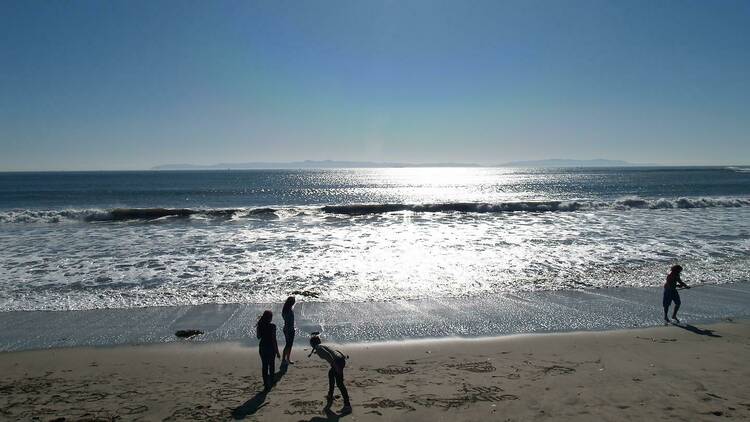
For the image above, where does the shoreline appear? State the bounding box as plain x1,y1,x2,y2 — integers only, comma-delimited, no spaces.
1,320,748,420
2,282,750,352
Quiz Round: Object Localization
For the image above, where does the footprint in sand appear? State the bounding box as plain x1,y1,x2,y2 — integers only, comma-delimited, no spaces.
375,366,414,375
116,390,141,399
363,397,416,411
353,378,382,387
119,405,148,415
635,336,677,343
165,405,230,421
463,385,519,402
285,399,326,415
209,387,246,402
541,365,575,376
413,389,518,409
448,361,496,373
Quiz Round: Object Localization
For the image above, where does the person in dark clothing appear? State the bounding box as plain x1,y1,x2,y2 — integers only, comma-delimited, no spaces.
281,296,296,365
664,264,689,323
256,310,280,391
308,333,351,414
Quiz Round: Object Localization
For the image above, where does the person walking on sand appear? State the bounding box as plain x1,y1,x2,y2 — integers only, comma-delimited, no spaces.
256,310,281,391
663,264,690,323
281,296,296,364
308,333,352,414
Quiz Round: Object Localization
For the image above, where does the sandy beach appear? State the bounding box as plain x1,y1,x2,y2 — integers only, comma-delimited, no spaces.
1,319,748,421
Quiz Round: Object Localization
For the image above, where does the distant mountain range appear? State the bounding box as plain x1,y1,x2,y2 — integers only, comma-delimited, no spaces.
498,159,641,167
152,159,644,170
152,160,482,170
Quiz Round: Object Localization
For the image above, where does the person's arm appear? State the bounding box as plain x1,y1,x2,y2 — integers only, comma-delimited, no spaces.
678,275,689,289
273,326,281,358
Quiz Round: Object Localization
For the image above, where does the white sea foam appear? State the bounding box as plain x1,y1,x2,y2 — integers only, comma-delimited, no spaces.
1,203,749,311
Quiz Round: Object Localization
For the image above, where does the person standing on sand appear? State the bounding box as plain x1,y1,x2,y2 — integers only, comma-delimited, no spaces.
664,264,690,323
308,333,352,414
256,310,281,391
281,296,296,364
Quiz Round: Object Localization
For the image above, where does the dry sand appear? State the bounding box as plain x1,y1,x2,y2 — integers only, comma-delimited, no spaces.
1,319,748,421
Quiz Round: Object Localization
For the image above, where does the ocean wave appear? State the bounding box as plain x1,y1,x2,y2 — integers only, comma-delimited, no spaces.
321,201,592,214
322,196,750,215
0,208,246,224
1,196,749,224
726,166,750,173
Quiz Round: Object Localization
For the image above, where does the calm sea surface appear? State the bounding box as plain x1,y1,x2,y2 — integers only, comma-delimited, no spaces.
1,167,749,311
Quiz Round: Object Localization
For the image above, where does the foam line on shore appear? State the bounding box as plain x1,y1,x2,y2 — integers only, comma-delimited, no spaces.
1,282,749,352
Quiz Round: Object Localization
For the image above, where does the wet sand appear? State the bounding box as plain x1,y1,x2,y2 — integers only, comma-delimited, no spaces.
4,282,750,352
1,319,748,421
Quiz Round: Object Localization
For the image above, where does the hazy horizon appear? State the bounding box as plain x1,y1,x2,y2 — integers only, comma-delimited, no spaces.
2,0,749,171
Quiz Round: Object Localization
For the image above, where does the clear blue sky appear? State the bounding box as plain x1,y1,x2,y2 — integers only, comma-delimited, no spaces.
1,0,749,170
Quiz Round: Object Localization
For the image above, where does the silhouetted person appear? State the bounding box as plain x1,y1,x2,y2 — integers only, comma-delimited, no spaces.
281,296,296,364
308,333,351,414
256,310,280,391
664,264,689,323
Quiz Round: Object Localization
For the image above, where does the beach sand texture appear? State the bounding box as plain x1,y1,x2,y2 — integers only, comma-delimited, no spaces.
1,320,748,421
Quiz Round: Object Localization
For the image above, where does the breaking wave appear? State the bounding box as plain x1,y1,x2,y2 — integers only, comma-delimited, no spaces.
1,196,749,224
323,196,750,214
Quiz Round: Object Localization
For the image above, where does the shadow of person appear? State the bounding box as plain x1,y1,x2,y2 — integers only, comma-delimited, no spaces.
674,323,722,337
231,391,267,419
232,365,289,420
301,407,348,422
277,360,289,381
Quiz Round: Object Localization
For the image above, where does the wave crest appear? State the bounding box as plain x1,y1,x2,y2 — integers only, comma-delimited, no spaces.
1,196,749,224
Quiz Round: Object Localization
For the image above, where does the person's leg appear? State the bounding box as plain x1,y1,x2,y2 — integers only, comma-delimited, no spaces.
327,368,335,398
282,331,294,363
282,344,289,363
287,332,295,363
323,367,335,408
335,368,351,408
663,289,671,322
269,356,276,385
672,292,681,321
261,355,271,389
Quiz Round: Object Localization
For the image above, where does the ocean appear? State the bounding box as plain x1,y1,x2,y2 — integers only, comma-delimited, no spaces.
2,166,750,350
1,166,749,313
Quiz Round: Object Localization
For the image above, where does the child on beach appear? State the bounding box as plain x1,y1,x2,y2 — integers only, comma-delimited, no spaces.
308,333,352,414
281,296,296,365
256,310,281,391
663,264,690,323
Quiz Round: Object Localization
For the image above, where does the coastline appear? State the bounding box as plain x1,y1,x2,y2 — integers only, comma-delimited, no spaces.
1,320,748,420
2,282,750,352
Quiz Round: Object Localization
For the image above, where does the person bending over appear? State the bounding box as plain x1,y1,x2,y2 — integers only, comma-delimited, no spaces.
663,264,689,323
308,333,351,414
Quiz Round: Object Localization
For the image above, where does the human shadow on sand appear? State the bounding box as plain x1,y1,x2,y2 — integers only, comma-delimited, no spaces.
231,391,268,419
302,408,349,422
673,323,722,338
231,363,288,419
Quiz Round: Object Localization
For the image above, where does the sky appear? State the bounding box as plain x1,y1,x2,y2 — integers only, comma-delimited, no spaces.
1,0,749,171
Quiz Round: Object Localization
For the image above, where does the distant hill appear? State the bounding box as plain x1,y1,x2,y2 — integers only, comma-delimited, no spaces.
153,158,651,170
152,160,482,170
498,159,639,168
